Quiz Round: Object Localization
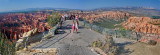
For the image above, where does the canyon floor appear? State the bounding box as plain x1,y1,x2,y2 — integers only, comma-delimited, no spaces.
17,20,160,55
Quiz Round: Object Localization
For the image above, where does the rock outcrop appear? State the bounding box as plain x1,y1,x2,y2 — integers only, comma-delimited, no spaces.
91,35,118,55
123,17,160,34
16,28,41,50
123,16,160,43
22,28,39,37
78,11,130,23
0,12,51,40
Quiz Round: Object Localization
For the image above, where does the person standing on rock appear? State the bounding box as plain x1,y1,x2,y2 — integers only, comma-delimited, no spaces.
62,15,65,21
75,15,79,33
71,15,75,20
75,21,78,33
75,15,79,25
60,15,65,28
64,14,69,20
72,20,75,33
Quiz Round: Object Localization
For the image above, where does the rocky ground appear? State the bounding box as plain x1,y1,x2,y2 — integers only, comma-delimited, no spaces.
16,20,160,55
114,37,160,55
17,20,106,55
121,42,160,55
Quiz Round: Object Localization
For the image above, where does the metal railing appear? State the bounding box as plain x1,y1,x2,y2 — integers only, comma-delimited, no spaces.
82,19,142,41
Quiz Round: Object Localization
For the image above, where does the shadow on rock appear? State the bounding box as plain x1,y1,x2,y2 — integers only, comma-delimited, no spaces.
78,26,85,29
57,30,66,34
116,42,133,47
116,42,134,55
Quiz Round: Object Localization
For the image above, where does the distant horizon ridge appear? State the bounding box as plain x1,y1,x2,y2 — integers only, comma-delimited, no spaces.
0,6,159,13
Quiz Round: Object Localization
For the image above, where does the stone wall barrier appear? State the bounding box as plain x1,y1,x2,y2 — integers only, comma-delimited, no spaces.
16,23,59,51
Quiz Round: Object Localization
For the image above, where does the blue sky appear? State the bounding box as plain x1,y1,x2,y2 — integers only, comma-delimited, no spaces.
0,0,160,12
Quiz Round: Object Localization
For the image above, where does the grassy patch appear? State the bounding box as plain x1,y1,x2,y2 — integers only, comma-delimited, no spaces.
93,19,124,29
120,28,126,30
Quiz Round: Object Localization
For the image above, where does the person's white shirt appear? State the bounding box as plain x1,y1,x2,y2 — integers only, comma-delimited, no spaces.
75,16,79,21
64,14,68,17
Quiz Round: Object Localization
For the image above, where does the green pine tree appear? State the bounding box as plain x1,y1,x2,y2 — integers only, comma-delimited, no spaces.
0,32,15,55
47,13,60,27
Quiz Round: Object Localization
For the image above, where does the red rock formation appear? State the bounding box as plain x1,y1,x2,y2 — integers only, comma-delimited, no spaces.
123,17,160,34
79,11,130,23
123,16,160,42
0,11,52,40
139,34,160,43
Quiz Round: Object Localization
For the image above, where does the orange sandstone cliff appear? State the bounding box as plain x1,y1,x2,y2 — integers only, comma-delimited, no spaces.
123,17,160,43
